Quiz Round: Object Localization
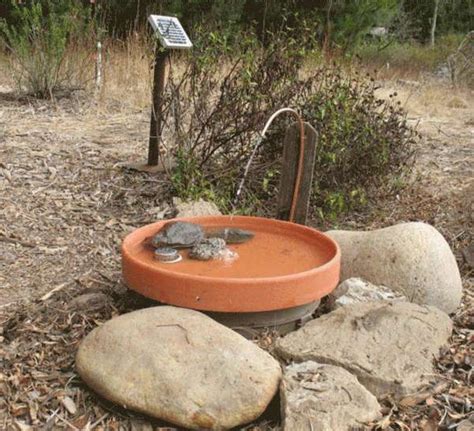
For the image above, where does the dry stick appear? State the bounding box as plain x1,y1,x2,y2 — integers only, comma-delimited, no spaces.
0,234,36,248
31,177,58,195
90,413,109,430
40,283,68,301
49,410,80,431
400,381,450,407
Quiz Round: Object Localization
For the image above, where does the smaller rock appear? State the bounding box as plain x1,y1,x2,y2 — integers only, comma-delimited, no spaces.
60,396,77,415
189,238,227,261
13,420,32,431
0,251,16,264
281,361,381,431
151,221,204,249
69,292,109,312
462,243,474,268
276,301,453,398
330,277,406,309
174,198,222,218
129,420,154,431
457,415,474,431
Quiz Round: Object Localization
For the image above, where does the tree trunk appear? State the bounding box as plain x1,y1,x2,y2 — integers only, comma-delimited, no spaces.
430,0,440,47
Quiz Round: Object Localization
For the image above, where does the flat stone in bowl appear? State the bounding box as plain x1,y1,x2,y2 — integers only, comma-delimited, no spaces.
151,221,205,249
206,227,254,244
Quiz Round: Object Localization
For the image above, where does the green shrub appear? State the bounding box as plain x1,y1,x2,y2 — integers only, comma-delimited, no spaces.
302,68,416,219
165,31,417,220
0,0,91,98
355,34,465,74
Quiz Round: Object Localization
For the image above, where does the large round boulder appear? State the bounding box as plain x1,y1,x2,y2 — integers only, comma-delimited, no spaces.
326,222,462,313
76,306,281,430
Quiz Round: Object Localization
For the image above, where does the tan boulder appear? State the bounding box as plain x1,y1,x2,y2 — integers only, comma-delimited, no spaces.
76,306,281,430
326,222,462,313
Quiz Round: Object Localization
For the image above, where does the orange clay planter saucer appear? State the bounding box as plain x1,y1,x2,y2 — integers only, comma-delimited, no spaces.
122,215,341,316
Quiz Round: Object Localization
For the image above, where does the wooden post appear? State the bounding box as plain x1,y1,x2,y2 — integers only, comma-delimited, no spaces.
148,48,169,166
276,122,318,225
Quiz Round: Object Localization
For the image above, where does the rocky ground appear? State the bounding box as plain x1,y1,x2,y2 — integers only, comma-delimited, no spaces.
0,79,473,430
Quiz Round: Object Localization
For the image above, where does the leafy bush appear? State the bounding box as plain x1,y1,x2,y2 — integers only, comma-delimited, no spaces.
164,31,417,220
0,0,92,98
301,68,416,218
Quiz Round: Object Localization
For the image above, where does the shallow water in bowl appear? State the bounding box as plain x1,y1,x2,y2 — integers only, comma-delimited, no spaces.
130,225,332,278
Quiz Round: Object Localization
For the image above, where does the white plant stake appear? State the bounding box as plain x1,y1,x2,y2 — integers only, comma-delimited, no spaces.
95,41,102,89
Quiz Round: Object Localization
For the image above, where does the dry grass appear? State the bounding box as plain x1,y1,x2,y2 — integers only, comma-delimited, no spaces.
95,35,154,113
354,34,466,81
376,79,472,135
0,34,153,112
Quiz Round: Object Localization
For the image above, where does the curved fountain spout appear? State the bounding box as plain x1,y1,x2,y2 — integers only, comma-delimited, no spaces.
233,108,306,223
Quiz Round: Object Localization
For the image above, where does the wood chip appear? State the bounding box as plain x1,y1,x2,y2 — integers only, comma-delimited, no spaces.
61,396,77,415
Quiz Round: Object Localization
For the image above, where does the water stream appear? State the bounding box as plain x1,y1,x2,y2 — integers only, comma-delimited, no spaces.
231,107,303,215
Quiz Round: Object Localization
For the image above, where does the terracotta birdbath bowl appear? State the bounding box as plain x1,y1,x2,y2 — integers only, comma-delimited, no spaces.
122,215,340,322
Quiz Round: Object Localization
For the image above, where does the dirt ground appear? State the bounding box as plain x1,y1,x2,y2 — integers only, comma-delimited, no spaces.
0,77,473,429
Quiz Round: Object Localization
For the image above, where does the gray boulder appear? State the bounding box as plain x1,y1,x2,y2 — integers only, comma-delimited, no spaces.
326,222,463,313
76,306,281,430
330,277,406,310
281,361,381,431
276,301,452,398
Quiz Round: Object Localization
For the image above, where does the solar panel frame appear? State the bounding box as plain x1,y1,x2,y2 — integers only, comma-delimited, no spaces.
148,15,193,49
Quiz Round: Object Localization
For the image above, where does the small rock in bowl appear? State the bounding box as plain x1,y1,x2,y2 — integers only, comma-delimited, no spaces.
189,238,227,261
154,247,182,263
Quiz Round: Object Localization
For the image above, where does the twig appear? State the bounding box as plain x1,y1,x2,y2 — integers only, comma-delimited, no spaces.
438,407,448,426
31,177,58,195
49,410,80,430
434,125,455,138
0,234,36,248
40,283,68,301
90,413,109,430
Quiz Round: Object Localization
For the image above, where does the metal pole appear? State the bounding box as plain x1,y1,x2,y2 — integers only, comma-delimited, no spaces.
148,47,169,166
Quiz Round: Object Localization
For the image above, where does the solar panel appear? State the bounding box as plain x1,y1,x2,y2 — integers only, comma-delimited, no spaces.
148,15,193,49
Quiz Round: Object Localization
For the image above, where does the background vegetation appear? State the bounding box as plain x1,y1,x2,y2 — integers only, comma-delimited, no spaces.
0,0,471,220
1,0,472,46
